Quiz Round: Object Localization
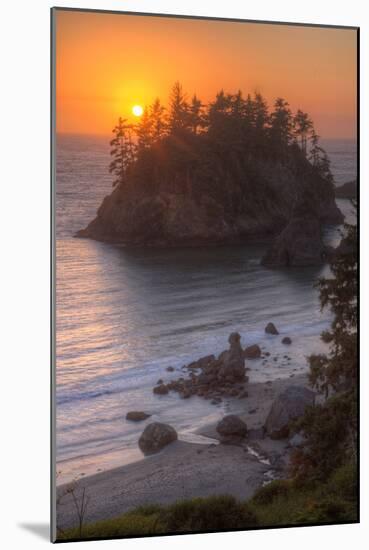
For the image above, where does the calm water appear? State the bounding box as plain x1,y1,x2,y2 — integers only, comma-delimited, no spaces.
55,135,357,484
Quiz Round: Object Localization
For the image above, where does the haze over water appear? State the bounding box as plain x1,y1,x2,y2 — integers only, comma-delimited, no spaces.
55,134,356,484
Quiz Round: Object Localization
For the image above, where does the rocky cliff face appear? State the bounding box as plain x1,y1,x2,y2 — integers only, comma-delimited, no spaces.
335,179,357,200
76,136,343,246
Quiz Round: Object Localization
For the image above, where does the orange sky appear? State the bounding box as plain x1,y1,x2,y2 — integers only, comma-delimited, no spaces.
55,9,357,139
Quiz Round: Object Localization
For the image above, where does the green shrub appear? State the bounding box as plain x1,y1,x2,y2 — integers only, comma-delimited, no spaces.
327,462,357,502
294,496,353,524
163,495,258,533
251,480,293,506
58,510,165,540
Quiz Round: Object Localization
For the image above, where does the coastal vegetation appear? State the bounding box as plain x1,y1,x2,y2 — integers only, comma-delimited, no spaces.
59,462,356,540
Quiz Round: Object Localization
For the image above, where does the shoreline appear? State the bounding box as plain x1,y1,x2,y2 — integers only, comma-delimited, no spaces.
57,372,309,532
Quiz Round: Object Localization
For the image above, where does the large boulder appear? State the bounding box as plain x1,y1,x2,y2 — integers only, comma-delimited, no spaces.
244,344,262,359
138,422,178,455
265,386,315,439
216,415,248,443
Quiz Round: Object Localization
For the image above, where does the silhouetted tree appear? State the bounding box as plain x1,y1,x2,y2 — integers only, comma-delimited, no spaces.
308,131,333,183
244,94,255,127
109,117,135,187
150,98,167,141
253,92,269,131
270,98,293,150
136,107,153,151
188,94,204,134
231,90,245,118
207,89,233,144
168,81,189,132
294,110,313,155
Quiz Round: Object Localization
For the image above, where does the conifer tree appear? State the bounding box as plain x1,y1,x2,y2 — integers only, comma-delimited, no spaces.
136,107,153,151
309,216,357,396
168,81,189,132
253,92,269,130
109,117,135,187
150,98,167,141
270,97,293,148
308,131,333,183
188,94,204,134
294,110,313,155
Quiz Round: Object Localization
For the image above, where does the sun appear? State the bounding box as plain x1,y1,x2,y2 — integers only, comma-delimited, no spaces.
132,105,143,117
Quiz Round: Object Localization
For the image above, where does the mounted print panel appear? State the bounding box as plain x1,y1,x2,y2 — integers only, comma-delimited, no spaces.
51,7,359,542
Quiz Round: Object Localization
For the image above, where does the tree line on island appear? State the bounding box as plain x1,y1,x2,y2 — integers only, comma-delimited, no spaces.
109,81,332,189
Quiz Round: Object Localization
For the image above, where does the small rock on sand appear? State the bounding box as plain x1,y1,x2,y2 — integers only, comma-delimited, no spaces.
265,322,279,335
126,411,151,421
244,344,262,359
153,384,169,395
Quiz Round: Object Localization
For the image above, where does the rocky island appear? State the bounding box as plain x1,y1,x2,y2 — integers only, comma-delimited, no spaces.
76,85,343,247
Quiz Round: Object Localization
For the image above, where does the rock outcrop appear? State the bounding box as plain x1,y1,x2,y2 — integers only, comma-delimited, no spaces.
335,180,357,200
261,194,337,267
219,332,246,380
76,133,343,246
216,415,248,444
265,386,315,439
153,333,248,403
282,337,292,345
138,422,178,455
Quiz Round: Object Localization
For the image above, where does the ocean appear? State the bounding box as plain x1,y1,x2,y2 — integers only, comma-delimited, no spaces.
55,135,357,484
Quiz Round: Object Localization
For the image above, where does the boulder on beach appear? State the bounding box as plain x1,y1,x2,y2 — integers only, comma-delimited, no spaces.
216,414,248,444
126,411,151,422
153,384,169,395
138,422,178,455
244,344,262,359
282,337,292,345
265,385,315,439
265,322,279,335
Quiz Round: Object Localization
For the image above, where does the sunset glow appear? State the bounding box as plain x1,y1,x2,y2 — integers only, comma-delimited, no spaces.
55,10,357,138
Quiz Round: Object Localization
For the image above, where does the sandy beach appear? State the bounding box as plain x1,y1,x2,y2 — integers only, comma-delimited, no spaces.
57,372,308,531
